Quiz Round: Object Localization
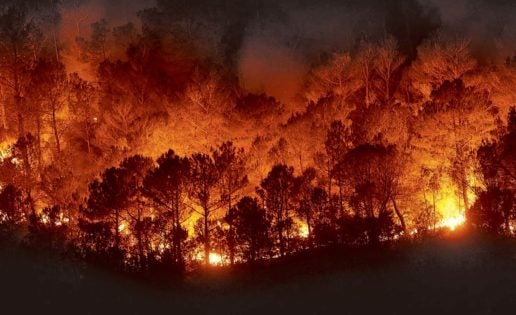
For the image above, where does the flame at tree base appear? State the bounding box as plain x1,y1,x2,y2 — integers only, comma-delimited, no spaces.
194,252,224,266
436,214,466,231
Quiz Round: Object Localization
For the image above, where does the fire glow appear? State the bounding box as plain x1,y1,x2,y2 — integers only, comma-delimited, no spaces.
0,1,514,275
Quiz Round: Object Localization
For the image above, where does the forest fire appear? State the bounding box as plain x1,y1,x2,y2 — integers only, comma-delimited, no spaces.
0,0,514,281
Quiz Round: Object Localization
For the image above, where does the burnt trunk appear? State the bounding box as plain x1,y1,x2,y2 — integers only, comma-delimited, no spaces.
391,196,406,232
203,204,210,265
52,105,61,154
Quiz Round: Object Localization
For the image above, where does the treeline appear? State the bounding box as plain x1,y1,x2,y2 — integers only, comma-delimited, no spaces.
0,138,405,273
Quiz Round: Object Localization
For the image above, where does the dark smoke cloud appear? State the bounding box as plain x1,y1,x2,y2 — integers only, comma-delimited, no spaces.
237,0,440,104
422,0,516,61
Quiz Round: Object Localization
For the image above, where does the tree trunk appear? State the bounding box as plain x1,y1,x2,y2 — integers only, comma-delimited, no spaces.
432,191,437,230
0,87,7,130
115,210,120,254
204,204,210,265
52,105,61,154
174,190,183,266
338,181,344,219
461,178,469,213
36,115,42,168
306,213,312,248
85,121,92,154
391,196,406,232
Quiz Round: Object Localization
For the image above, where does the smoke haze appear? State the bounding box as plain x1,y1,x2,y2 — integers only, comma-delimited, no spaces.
49,0,516,101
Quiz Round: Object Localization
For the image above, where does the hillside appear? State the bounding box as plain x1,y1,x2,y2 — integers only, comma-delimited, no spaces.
2,232,516,314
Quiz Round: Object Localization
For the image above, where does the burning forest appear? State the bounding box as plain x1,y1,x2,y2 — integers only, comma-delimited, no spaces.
0,1,515,308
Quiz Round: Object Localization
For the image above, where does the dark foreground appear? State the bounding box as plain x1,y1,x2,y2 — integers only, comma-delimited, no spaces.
2,232,516,314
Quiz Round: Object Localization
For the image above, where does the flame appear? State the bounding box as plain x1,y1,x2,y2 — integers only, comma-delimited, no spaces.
437,214,466,231
208,252,223,265
424,174,477,232
194,251,224,266
0,138,15,163
118,223,130,235
434,193,466,231
298,222,309,238
433,192,469,231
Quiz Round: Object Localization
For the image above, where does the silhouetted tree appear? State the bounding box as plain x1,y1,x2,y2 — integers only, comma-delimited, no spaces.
213,141,248,264
30,59,68,155
292,167,317,243
260,164,295,256
468,187,514,235
144,149,190,268
27,205,68,251
189,153,219,265
120,155,154,271
67,73,99,154
335,143,402,244
325,120,350,217
82,155,153,269
0,184,24,236
226,196,270,263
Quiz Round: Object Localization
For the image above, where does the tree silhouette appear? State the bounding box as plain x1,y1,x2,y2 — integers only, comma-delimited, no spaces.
0,184,24,236
212,141,248,264
67,73,99,155
335,143,402,244
144,149,190,268
468,187,514,235
30,58,68,155
260,164,295,257
82,155,153,268
325,120,350,217
226,196,270,263
189,153,219,265
292,167,317,243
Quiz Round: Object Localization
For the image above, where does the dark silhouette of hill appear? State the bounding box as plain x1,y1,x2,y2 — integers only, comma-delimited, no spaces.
2,232,516,314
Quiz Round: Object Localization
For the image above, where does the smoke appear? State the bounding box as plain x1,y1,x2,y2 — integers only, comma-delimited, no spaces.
420,0,516,61
236,0,439,104
57,0,155,78
38,0,516,100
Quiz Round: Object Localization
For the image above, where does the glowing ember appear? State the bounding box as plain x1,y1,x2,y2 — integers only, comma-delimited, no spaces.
10,157,21,166
41,214,50,225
